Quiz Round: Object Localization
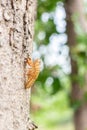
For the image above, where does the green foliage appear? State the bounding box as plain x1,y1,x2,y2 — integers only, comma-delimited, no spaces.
72,14,87,74
37,65,63,94
33,0,87,129
35,0,68,94
35,0,64,46
70,14,87,88
71,99,82,111
84,92,87,102
31,90,73,129
35,20,56,45
37,0,64,18
51,77,61,94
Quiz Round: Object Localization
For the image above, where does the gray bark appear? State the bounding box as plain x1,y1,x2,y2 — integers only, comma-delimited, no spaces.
0,0,37,130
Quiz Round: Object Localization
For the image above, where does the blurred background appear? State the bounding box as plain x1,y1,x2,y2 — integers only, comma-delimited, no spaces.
31,0,87,130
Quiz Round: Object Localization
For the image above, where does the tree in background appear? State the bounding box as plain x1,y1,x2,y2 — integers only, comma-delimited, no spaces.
0,0,37,130
65,0,87,130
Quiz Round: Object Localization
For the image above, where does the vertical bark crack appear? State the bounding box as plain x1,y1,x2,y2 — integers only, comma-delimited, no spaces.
23,1,31,58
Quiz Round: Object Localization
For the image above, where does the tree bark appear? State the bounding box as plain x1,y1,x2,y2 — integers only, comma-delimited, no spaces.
65,0,87,130
0,0,37,130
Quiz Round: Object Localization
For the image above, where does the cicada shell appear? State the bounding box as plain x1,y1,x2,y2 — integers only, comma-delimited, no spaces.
25,58,40,89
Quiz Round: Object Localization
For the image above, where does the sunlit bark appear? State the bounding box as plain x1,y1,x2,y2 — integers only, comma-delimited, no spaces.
0,0,37,130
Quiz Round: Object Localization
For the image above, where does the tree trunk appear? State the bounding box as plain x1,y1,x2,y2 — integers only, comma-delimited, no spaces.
65,0,87,130
0,0,37,130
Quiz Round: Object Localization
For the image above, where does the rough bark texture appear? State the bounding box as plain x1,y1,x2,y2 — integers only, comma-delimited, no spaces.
65,0,87,130
0,0,37,130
